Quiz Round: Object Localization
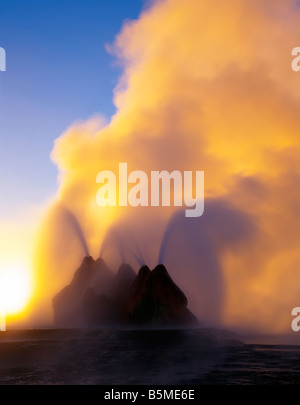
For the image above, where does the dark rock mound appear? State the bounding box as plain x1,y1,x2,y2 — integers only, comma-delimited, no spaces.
53,257,198,328
123,264,198,326
53,256,114,327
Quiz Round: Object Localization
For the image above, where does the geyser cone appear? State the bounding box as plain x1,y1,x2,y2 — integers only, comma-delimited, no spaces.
71,256,95,286
53,258,198,328
110,263,136,307
123,264,198,326
53,256,113,327
123,265,152,324
151,264,188,307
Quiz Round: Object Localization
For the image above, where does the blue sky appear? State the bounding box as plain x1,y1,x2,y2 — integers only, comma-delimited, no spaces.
0,0,143,219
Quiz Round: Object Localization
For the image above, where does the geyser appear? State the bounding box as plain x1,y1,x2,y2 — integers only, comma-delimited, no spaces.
62,208,90,257
53,255,198,328
99,227,145,267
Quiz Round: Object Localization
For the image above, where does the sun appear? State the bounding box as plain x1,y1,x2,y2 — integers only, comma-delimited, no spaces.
0,264,32,315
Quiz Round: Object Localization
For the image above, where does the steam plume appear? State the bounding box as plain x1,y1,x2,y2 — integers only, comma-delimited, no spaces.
32,0,300,333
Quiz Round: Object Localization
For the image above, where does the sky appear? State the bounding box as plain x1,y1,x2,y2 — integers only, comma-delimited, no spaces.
0,0,143,218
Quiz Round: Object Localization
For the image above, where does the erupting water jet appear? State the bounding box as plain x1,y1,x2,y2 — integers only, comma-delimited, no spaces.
62,208,90,257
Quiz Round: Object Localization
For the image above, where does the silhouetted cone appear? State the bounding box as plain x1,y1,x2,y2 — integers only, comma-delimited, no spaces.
53,257,198,328
81,289,112,326
122,265,152,324
108,263,136,321
123,264,199,326
71,256,95,286
91,258,115,295
151,264,188,307
53,256,113,327
111,263,136,301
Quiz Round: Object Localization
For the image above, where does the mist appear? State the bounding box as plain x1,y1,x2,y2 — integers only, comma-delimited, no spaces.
29,0,300,335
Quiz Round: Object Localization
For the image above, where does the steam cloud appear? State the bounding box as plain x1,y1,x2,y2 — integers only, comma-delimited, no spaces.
33,0,300,333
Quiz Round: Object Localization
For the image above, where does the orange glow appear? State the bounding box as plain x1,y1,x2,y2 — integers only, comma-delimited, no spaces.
26,0,300,333
0,263,32,315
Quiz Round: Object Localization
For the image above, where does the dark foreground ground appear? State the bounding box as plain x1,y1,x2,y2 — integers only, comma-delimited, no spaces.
0,328,300,385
